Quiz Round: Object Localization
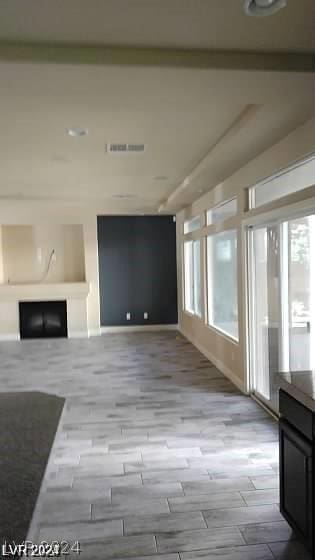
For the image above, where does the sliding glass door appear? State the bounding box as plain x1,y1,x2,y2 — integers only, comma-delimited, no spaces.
250,224,280,411
287,216,315,371
249,212,315,413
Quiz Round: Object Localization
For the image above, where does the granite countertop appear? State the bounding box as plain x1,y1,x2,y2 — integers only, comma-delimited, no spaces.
277,370,315,412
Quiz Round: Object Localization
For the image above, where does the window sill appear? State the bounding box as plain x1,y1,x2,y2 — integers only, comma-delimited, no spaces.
183,309,203,321
206,322,239,345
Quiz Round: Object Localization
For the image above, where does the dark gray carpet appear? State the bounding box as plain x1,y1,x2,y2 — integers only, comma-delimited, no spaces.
0,391,65,544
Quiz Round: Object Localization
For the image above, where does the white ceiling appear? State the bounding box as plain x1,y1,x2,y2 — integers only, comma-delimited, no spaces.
0,0,314,52
0,0,314,213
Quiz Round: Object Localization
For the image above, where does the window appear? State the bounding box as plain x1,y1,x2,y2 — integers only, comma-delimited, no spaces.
207,230,238,339
207,198,237,225
184,215,201,234
184,240,201,316
249,213,315,413
249,154,315,209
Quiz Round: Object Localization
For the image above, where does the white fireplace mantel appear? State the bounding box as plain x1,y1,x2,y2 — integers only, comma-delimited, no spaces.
0,282,90,340
0,282,89,301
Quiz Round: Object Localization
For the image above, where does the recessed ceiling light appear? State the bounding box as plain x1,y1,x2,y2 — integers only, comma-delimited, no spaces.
243,0,287,16
154,176,169,181
66,127,88,137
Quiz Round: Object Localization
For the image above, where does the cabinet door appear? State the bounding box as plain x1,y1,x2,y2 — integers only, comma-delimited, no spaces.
279,418,313,550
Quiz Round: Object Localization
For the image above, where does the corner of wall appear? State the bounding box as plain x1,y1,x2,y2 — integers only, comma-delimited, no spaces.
83,219,101,335
0,225,4,283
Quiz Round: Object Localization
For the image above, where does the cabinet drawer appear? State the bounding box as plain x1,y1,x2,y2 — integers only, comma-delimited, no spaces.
279,389,313,441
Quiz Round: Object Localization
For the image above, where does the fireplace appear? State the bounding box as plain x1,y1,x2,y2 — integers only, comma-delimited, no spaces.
19,301,68,339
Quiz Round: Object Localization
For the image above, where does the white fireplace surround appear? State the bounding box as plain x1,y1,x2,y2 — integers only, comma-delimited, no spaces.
0,282,90,340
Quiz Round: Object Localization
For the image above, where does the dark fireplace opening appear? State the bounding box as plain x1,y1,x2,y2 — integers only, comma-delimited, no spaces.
19,301,68,339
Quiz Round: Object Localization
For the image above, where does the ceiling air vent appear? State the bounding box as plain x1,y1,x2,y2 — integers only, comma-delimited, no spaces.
106,143,145,154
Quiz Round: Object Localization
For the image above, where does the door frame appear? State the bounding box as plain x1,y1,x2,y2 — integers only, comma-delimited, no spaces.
242,194,315,409
247,221,281,412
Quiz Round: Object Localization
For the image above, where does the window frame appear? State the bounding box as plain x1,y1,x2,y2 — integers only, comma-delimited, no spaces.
183,238,202,318
248,153,315,211
183,215,202,235
207,197,237,226
206,228,239,342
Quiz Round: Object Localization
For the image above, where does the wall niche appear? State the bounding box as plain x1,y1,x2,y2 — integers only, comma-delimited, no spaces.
0,224,85,285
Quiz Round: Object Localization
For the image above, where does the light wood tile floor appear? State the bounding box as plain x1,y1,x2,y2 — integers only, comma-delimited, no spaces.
0,332,311,559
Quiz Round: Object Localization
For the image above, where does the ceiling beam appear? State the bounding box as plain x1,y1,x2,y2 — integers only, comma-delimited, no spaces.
159,104,261,212
0,41,314,72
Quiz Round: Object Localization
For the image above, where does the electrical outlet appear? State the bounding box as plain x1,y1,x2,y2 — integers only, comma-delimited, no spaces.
144,312,148,320
126,312,131,321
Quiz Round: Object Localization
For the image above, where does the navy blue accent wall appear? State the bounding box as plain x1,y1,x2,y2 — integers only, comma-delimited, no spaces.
97,215,178,326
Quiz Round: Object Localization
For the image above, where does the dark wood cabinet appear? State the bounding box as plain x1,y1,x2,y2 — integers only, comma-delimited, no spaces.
279,418,313,549
279,388,314,556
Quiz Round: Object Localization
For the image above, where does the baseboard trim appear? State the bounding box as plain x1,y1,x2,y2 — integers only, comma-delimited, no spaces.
88,328,101,337
179,326,247,394
0,333,20,342
101,324,179,334
251,394,279,421
68,331,88,339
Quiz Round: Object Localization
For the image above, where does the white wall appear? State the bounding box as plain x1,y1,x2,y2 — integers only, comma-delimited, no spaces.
177,116,315,392
0,226,4,284
1,117,315,347
0,202,101,336
1,224,85,284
